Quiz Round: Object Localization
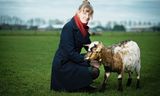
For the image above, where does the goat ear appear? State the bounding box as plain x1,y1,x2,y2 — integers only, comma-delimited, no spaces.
99,41,103,44
96,46,102,52
96,42,103,52
84,44,90,47
99,42,104,47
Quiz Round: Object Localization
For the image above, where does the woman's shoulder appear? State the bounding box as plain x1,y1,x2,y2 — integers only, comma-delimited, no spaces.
63,17,78,30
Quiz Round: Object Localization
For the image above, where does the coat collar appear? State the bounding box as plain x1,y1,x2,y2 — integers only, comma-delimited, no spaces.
70,17,90,37
70,17,79,30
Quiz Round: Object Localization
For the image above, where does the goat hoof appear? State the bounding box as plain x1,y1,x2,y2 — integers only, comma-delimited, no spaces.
99,84,106,92
136,79,140,89
136,85,141,89
99,89,105,92
117,88,123,91
99,87,105,92
126,78,132,87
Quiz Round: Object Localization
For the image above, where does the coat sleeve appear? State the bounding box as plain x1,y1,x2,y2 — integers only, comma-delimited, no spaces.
60,23,84,63
83,38,91,51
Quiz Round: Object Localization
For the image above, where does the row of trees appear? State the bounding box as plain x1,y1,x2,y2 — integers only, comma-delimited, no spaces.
1,15,160,27
0,15,160,32
0,15,63,26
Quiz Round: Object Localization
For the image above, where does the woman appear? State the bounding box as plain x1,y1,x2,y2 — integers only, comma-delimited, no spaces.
50,0,100,92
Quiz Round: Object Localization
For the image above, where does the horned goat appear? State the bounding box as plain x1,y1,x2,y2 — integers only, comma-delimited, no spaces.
85,40,141,91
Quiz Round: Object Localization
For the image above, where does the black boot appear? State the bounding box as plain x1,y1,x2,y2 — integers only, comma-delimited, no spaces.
79,85,97,92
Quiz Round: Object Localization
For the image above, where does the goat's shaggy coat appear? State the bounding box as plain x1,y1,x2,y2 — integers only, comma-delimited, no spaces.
85,40,141,91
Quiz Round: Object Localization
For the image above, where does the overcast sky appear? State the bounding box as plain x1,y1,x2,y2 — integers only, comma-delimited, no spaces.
0,0,160,24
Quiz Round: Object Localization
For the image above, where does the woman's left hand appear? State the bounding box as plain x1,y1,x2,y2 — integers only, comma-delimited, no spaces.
90,60,100,68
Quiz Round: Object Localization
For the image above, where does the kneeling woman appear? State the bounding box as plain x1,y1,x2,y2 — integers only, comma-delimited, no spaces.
50,0,100,92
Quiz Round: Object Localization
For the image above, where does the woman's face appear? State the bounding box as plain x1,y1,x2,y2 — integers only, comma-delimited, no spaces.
78,8,92,24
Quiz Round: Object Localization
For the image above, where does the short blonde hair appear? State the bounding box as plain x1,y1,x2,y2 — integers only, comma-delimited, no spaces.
78,0,94,16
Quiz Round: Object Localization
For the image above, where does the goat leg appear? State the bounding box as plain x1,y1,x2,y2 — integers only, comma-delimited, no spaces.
99,72,110,92
99,74,107,92
126,72,132,87
117,74,123,91
136,69,141,89
126,78,132,87
136,79,140,89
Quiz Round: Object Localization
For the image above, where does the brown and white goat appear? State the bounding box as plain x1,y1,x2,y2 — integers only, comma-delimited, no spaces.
85,40,141,91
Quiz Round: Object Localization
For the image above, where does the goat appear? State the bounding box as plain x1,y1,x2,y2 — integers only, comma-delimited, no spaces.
85,40,141,91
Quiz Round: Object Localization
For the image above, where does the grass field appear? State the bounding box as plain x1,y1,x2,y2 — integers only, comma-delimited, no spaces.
0,31,160,96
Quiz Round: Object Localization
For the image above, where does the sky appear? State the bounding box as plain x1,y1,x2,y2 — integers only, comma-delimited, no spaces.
0,0,160,24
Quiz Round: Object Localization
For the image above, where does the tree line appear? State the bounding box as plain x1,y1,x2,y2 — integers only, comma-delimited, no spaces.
0,15,160,32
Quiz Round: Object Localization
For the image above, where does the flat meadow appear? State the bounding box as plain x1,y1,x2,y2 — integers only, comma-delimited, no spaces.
0,30,160,96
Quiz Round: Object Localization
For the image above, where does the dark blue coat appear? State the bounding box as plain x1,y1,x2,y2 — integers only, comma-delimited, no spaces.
51,17,92,91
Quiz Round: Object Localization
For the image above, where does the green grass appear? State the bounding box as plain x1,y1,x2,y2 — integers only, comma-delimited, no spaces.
0,31,160,96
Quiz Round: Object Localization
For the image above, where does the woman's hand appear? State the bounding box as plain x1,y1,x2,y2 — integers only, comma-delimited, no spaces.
90,60,100,68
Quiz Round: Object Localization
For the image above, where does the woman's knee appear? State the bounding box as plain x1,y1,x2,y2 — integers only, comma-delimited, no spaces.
91,67,100,80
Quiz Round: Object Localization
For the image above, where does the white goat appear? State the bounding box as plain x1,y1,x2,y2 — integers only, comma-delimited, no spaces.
85,40,141,91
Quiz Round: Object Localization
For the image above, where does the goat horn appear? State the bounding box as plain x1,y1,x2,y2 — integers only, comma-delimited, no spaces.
84,44,90,47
